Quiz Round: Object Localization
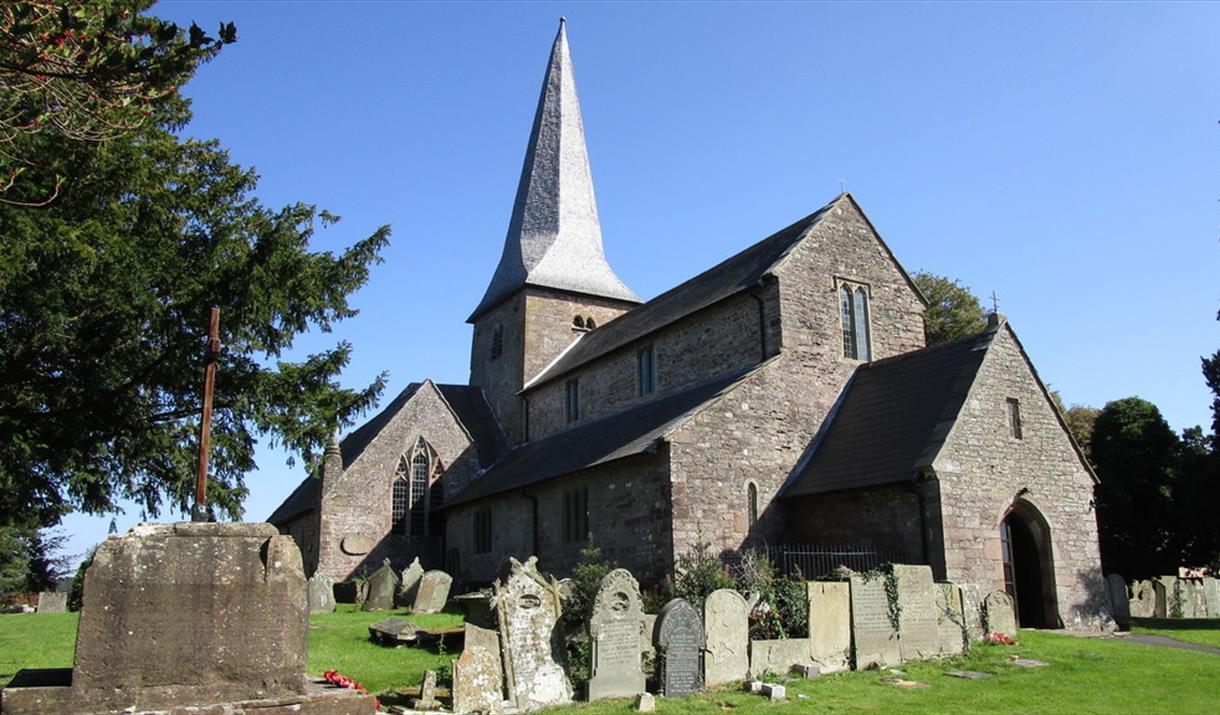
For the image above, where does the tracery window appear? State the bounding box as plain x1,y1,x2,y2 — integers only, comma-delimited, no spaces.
393,438,444,537
839,282,871,361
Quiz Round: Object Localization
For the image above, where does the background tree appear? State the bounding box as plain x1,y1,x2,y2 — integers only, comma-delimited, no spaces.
911,271,988,346
0,1,235,205
0,16,387,530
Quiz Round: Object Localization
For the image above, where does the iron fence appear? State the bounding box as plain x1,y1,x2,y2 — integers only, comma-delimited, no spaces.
761,544,908,579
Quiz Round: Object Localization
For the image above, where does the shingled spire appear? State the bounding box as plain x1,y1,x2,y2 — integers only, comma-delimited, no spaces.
468,19,639,322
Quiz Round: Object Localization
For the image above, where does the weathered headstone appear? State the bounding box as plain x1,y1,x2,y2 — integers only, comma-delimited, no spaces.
1182,579,1207,618
36,591,67,614
958,584,987,642
1129,580,1156,619
588,569,645,701
396,556,424,608
412,670,442,710
493,557,572,710
807,581,851,673
749,638,815,677
654,598,704,697
1202,577,1220,617
848,572,900,668
983,591,1017,637
1105,574,1130,624
451,623,504,715
307,573,335,614
413,570,453,614
1151,579,1168,618
893,565,938,661
935,583,965,656
368,617,420,646
361,559,399,612
635,692,656,712
703,588,749,687
1158,576,1182,617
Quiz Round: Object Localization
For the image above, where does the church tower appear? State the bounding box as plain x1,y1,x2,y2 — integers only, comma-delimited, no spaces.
469,20,639,444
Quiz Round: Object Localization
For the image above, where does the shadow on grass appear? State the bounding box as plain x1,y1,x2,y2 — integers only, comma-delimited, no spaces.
1129,617,1220,630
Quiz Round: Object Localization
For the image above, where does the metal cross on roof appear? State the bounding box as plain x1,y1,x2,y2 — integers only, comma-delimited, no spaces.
989,290,1000,313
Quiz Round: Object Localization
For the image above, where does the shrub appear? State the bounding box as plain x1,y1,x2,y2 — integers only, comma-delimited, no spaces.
732,549,808,640
561,540,618,686
672,541,733,613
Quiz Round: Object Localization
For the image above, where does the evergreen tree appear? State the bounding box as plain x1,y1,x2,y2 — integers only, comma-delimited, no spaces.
911,271,987,346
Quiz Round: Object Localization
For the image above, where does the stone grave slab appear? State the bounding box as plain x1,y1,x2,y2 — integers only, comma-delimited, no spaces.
893,565,938,662
635,692,656,712
983,591,1017,637
361,559,399,612
749,638,815,677
1104,574,1130,624
1158,576,1181,617
368,617,420,646
1129,580,1155,618
36,591,66,614
451,623,504,715
934,583,965,656
414,570,453,614
412,669,442,710
654,598,705,697
807,581,850,673
455,591,496,628
1151,579,1168,618
958,584,987,642
703,588,749,687
307,573,335,614
588,568,645,701
493,556,572,710
396,556,425,608
849,572,900,669
1202,577,1220,617
1012,658,1049,668
945,671,992,680
1182,579,1207,618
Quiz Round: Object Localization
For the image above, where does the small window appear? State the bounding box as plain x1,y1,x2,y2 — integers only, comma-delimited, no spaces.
586,317,597,329
573,316,585,329
474,509,492,554
491,324,504,359
565,378,580,424
637,344,656,397
839,281,871,360
562,487,589,543
1007,398,1023,440
748,482,759,527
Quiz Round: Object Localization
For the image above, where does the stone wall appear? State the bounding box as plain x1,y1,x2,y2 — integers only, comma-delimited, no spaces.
444,451,673,586
526,288,773,440
317,381,482,582
469,287,633,444
782,484,933,567
280,507,321,577
932,324,1106,628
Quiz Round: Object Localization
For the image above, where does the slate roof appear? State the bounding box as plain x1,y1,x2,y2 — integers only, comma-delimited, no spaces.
781,326,1000,498
469,20,638,322
266,382,509,525
445,363,766,508
522,201,838,391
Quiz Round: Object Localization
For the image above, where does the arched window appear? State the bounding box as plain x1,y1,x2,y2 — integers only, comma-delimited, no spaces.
839,282,871,360
391,478,409,531
573,315,585,329
747,482,759,527
410,452,429,536
585,317,597,329
490,324,504,359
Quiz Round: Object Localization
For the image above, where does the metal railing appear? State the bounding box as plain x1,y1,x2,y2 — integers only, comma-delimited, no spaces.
761,544,908,579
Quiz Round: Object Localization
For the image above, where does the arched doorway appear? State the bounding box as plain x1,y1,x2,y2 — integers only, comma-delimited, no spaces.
1000,500,1060,628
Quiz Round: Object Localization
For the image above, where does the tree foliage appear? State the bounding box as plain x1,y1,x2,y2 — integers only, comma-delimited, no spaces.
0,47,387,529
0,526,70,599
1,1,235,205
911,271,988,346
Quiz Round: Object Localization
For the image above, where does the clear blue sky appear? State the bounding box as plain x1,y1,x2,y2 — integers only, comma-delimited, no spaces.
60,1,1220,565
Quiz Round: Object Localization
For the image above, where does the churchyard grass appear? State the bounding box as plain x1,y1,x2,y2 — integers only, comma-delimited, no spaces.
1131,617,1220,650
0,612,78,683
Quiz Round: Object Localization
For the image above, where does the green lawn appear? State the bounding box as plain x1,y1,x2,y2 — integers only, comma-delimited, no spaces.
1131,617,1220,650
3,610,1220,713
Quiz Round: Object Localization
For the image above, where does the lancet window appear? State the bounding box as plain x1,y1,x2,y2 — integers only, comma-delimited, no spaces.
839,281,872,361
392,438,444,537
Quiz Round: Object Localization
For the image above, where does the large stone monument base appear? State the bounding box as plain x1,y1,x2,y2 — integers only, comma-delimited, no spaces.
1,522,375,715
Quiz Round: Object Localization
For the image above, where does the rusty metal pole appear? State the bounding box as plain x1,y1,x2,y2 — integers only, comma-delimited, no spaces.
191,307,221,522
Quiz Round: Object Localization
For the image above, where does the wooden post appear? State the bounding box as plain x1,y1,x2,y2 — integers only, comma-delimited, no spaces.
192,307,221,522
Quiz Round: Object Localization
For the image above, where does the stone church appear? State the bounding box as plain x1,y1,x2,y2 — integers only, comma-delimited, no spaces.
269,22,1106,628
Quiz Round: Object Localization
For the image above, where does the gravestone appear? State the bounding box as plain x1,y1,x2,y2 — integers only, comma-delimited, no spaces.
396,557,425,608
703,588,749,686
307,573,335,614
1158,576,1182,617
452,623,503,715
412,669,442,710
935,583,965,656
414,570,453,614
1151,579,1168,618
368,617,420,646
36,591,67,614
587,568,645,700
1129,580,1156,618
983,591,1017,637
893,565,938,661
807,581,850,672
749,638,815,677
654,598,704,697
848,572,900,668
1105,574,1130,624
493,556,572,710
1184,579,1207,618
1202,577,1220,617
361,559,399,612
958,584,987,642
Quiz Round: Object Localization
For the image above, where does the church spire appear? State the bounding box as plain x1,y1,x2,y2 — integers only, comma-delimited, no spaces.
468,19,638,322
